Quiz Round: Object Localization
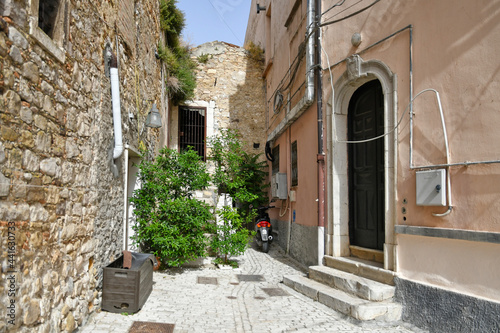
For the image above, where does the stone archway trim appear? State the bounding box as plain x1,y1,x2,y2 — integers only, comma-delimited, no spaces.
326,55,398,271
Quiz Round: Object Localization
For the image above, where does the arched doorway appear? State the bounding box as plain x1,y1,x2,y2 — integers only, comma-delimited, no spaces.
348,80,385,250
326,55,397,270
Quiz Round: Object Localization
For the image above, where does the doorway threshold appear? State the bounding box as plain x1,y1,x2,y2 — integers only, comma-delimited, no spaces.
324,255,395,285
349,245,384,265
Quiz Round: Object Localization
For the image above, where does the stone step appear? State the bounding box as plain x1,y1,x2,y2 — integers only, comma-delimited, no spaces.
324,255,396,285
284,275,402,321
309,265,395,301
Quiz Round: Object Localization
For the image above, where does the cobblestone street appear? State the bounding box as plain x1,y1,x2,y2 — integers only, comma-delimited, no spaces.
81,244,427,333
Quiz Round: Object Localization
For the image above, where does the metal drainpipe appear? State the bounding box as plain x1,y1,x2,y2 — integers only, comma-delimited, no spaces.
315,0,325,266
306,0,315,102
110,52,124,160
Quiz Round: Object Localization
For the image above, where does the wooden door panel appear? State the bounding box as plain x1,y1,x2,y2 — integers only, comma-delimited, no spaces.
348,80,385,250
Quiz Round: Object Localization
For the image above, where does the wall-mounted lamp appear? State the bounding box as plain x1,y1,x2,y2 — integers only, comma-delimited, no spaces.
256,3,266,14
145,103,162,128
140,103,162,136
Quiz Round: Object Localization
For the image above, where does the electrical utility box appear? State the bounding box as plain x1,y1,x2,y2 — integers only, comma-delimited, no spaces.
271,173,288,200
416,169,446,206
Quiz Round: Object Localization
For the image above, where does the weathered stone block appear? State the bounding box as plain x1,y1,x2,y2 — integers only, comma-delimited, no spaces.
34,114,48,130
27,177,44,202
61,162,75,184
35,131,51,153
20,105,33,123
22,62,40,84
40,158,59,177
0,33,8,56
41,80,54,96
20,130,34,148
9,26,28,49
30,203,49,222
66,139,80,159
23,299,41,326
22,149,39,172
12,178,27,198
9,44,23,64
3,69,14,89
1,125,19,142
4,90,21,115
0,172,9,197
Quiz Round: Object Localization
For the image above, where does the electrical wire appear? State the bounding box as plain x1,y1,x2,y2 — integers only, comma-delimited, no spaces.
334,89,446,144
207,0,242,45
321,0,346,17
322,0,363,22
279,196,289,217
320,0,380,27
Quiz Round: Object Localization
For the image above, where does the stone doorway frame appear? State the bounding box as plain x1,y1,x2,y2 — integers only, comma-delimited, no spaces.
326,55,398,270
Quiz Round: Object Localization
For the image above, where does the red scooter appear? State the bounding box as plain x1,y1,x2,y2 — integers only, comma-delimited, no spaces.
255,205,274,253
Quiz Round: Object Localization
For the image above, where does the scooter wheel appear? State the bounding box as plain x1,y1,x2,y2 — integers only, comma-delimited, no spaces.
262,241,269,253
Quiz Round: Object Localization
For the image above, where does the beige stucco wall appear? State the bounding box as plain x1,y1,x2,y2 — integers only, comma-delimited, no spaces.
397,234,500,302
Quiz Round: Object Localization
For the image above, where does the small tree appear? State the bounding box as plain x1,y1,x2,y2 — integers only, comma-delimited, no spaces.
207,129,268,263
130,147,214,267
212,206,252,263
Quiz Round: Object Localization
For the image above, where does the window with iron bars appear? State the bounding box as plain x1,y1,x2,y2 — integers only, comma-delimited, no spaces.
178,106,206,160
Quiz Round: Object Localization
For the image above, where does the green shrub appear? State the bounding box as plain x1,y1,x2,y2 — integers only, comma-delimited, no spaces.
130,147,213,267
211,205,253,263
207,129,268,263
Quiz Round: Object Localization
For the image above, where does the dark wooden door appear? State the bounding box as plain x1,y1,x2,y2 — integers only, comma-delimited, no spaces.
348,80,385,250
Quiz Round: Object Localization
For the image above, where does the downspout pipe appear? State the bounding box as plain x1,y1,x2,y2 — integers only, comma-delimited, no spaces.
110,53,124,160
306,0,315,103
315,0,325,266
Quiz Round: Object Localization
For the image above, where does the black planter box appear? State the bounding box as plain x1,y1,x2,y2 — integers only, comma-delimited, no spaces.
102,252,155,313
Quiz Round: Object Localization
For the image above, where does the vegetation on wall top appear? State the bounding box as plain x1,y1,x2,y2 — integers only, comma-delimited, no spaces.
158,0,196,105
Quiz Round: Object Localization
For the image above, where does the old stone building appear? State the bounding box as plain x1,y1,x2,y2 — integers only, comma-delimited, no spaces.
0,0,166,331
168,41,267,206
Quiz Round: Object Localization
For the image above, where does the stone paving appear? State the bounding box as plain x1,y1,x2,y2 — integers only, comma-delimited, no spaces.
80,244,427,333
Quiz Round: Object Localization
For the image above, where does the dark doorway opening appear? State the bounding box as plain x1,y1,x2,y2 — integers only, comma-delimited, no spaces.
348,80,385,250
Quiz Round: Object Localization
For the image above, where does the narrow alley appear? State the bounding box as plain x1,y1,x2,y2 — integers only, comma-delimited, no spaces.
81,245,426,333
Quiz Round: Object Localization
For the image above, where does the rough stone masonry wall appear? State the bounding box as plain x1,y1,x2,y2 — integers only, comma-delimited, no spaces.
181,42,266,206
0,1,163,332
190,41,266,155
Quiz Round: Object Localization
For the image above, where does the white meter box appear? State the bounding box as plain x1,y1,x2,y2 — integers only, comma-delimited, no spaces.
271,173,287,200
416,169,446,206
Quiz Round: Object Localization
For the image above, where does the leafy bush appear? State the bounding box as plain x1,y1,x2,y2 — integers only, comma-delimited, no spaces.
211,205,253,263
207,129,268,263
208,129,268,214
130,147,213,267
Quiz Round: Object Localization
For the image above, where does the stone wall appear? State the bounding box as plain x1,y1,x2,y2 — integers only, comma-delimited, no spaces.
0,1,165,332
170,41,267,206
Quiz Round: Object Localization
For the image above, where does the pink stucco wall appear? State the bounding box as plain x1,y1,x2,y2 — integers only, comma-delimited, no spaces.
246,0,500,298
321,0,500,232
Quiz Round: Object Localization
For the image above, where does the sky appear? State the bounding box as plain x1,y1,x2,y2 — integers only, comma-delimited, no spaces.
176,0,251,47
